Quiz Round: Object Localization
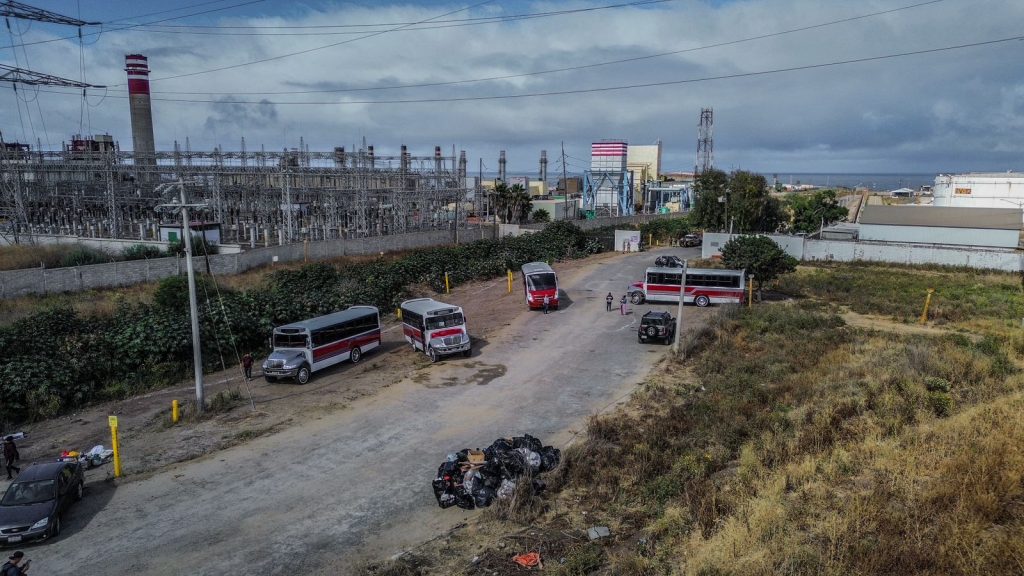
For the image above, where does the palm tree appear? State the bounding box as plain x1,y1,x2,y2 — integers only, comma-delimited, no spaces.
493,182,532,224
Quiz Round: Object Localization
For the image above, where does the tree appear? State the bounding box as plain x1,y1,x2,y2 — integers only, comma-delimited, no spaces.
530,208,551,223
493,182,532,224
788,190,849,234
690,169,783,233
720,235,797,300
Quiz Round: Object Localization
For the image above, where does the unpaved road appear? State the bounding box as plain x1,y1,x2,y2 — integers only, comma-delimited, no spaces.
29,247,704,576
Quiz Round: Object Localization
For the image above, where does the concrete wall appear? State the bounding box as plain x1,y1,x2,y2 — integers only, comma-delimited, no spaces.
859,224,1018,249
701,232,1023,272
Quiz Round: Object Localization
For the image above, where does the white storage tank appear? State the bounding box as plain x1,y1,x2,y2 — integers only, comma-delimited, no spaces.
933,172,1024,213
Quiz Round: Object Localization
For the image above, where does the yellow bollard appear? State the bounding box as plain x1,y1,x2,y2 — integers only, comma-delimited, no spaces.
396,308,402,320
648,233,653,249
748,276,754,308
444,272,450,294
172,400,180,424
108,416,122,478
507,270,512,294
919,288,935,324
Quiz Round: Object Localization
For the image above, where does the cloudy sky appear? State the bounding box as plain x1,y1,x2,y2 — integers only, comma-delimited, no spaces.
3,0,1023,176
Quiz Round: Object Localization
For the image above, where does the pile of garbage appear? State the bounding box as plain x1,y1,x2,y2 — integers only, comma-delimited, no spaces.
432,434,561,510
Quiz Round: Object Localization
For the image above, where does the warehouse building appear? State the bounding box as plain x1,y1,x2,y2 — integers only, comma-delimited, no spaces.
859,205,1022,249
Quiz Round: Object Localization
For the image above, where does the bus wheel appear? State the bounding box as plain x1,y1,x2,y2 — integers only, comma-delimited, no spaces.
296,365,311,385
630,292,644,305
695,295,710,307
429,347,439,363
463,348,472,358
350,347,362,364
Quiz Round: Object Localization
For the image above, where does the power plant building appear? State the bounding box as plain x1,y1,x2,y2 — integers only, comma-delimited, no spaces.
933,172,1024,213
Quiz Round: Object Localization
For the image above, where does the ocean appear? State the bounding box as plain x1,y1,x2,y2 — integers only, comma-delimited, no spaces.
770,173,937,192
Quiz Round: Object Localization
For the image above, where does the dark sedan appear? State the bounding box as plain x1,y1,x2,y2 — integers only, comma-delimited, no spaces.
0,461,84,544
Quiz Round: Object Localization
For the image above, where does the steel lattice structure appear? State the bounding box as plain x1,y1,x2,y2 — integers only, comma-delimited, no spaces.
0,143,470,245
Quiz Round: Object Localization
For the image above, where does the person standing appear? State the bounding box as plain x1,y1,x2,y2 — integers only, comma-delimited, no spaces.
1,551,29,575
3,437,19,480
605,292,614,312
620,294,627,315
542,294,551,314
241,352,254,381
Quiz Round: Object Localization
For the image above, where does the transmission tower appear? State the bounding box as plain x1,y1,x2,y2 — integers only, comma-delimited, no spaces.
0,65,103,87
695,108,714,175
0,1,98,25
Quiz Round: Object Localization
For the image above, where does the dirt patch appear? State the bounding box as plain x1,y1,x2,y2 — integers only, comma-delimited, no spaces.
842,310,971,338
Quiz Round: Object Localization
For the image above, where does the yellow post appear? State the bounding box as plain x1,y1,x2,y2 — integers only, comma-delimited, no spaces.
507,270,512,294
108,416,122,478
444,272,450,294
172,400,180,424
303,239,309,262
748,276,754,308
396,308,402,320
919,288,935,324
648,233,653,248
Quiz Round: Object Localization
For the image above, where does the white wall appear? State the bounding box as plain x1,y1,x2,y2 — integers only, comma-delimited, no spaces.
859,224,1018,249
615,230,642,252
702,232,1022,272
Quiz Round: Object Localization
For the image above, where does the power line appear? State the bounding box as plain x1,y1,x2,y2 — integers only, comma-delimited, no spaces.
0,0,267,50
123,0,673,36
105,0,247,24
141,0,950,96
34,33,1023,105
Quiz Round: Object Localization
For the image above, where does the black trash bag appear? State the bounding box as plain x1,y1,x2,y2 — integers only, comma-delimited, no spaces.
538,446,561,473
494,448,528,478
472,486,496,508
455,492,476,510
432,459,462,509
511,434,544,453
485,438,515,457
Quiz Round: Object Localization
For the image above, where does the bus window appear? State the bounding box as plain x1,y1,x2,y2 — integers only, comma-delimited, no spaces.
426,312,464,330
274,333,309,349
525,273,556,291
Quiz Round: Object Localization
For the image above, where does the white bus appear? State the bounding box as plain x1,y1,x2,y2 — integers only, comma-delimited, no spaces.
628,267,746,307
521,261,559,310
261,306,381,384
400,298,471,363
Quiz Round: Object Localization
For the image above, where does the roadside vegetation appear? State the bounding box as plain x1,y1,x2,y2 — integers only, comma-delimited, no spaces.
0,221,602,424
0,234,217,272
368,262,1024,575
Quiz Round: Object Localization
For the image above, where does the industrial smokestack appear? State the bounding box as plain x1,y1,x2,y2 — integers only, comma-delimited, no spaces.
499,150,506,182
124,54,156,168
400,145,409,172
540,150,548,185
458,150,467,180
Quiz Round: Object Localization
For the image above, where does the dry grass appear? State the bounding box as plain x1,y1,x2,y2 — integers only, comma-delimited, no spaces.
0,244,72,270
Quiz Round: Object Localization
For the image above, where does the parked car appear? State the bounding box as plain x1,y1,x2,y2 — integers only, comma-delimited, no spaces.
681,233,702,247
638,311,675,344
0,462,84,544
654,255,685,268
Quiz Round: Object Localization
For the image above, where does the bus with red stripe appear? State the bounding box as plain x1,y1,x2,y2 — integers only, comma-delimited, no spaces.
628,267,746,307
400,298,471,363
521,262,559,310
261,306,381,384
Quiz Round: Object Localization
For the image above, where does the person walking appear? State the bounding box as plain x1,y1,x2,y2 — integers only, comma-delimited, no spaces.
3,437,19,480
241,352,254,381
605,292,614,311
1,551,29,575
542,294,551,314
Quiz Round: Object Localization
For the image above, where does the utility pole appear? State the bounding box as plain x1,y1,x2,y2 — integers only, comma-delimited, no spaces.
157,180,208,413
672,263,687,355
561,141,568,220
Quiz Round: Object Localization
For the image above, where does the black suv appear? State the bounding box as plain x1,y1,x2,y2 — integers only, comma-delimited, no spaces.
654,255,685,268
638,311,675,344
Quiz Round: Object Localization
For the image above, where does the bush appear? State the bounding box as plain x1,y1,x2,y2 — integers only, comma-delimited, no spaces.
123,244,163,261
531,208,551,223
59,246,111,267
167,235,219,257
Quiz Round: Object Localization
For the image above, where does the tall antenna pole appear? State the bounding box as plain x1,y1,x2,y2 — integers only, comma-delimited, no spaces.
561,141,568,220
696,108,714,175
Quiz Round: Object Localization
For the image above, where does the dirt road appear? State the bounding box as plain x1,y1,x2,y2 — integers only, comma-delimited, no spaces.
29,247,703,576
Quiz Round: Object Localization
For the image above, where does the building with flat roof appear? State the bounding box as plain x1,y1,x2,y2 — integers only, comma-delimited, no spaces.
933,172,1024,212
859,205,1022,248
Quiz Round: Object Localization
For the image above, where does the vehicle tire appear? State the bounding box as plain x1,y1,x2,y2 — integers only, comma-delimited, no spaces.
49,516,61,539
74,480,84,501
296,365,311,385
647,326,657,337
264,375,278,383
350,347,362,364
429,347,439,363
630,292,645,305
695,295,711,307
463,348,472,358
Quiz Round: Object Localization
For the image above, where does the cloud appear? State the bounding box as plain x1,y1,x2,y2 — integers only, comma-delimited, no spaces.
1,0,1023,173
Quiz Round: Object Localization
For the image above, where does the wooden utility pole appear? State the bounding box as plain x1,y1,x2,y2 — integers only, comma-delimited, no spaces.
561,141,569,220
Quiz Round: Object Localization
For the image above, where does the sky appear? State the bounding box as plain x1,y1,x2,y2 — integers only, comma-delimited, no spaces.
2,0,1024,176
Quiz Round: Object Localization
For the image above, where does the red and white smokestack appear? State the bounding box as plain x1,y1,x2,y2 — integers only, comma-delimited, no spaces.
125,54,156,165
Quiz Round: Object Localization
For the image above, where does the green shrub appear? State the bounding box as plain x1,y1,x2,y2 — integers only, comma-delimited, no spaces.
59,246,110,267
123,244,163,261
166,235,219,257
928,391,954,417
924,377,951,393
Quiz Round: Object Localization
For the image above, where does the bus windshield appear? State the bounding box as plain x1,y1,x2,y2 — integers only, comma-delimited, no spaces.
274,333,309,348
526,272,556,291
426,312,464,330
